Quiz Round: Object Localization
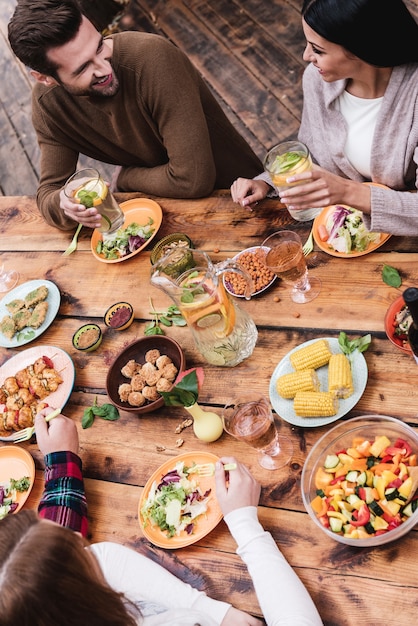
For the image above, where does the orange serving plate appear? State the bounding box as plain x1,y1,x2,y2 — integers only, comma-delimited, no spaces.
0,447,35,513
138,451,223,549
91,198,163,263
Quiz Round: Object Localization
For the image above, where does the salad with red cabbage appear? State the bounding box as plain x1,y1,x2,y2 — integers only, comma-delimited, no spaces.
0,476,30,520
95,219,155,260
324,205,381,253
140,461,211,538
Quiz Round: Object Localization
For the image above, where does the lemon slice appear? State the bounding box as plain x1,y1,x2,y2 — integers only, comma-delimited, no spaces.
196,313,222,328
101,214,112,230
75,178,108,207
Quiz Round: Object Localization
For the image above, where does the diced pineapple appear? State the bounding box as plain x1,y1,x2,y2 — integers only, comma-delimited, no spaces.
369,435,391,458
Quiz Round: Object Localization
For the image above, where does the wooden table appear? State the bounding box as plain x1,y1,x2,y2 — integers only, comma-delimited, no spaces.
1,192,418,626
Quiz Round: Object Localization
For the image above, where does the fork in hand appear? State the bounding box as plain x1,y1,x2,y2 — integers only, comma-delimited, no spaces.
191,462,237,477
0,407,62,444
63,223,83,256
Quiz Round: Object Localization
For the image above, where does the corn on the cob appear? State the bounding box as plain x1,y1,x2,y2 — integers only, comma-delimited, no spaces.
290,339,332,371
276,369,320,399
294,391,338,417
328,353,353,399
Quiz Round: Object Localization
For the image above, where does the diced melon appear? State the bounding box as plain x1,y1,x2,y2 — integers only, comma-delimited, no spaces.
398,476,413,499
346,447,363,459
381,469,399,486
373,516,389,531
369,435,391,458
315,467,334,490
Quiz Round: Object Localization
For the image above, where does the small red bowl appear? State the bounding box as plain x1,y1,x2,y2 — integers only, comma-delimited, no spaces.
384,295,412,353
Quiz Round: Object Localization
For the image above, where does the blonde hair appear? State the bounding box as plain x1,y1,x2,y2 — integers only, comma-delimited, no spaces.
0,510,139,626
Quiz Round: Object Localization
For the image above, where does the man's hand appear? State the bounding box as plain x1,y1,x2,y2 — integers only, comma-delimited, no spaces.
230,178,271,210
59,188,103,229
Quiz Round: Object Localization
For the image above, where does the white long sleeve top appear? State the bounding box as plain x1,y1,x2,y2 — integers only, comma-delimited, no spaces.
89,506,323,625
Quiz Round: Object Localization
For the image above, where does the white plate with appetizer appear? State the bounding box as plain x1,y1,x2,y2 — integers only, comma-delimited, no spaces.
0,346,75,434
269,337,368,428
0,279,60,348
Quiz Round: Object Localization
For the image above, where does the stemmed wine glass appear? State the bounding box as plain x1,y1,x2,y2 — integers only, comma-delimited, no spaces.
222,393,293,470
0,262,19,293
261,230,320,304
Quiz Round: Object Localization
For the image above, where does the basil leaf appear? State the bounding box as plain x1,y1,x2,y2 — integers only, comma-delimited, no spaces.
94,403,120,421
82,408,95,429
382,265,402,288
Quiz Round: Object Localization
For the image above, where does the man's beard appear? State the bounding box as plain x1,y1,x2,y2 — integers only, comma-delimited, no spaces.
59,72,120,97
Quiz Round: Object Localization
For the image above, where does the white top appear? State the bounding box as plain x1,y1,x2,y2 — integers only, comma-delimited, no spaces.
335,90,383,178
89,506,323,625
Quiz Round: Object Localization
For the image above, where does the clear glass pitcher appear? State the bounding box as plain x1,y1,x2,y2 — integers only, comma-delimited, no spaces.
150,248,258,367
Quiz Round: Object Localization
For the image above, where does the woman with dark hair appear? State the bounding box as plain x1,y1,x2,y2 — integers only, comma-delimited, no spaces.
231,0,418,236
0,408,323,625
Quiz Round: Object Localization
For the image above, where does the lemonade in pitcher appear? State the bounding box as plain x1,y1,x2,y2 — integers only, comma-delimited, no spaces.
151,249,258,367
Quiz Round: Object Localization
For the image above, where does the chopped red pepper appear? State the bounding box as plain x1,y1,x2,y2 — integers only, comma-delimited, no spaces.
351,503,370,527
42,355,55,369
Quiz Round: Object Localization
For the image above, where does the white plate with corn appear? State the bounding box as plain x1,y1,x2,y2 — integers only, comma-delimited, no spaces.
269,337,368,428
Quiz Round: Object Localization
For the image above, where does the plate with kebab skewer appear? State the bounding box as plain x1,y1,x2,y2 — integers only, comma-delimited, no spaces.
0,346,75,435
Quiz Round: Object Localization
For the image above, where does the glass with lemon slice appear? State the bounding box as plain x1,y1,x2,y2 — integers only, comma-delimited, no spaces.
64,168,124,234
263,141,322,221
151,249,258,367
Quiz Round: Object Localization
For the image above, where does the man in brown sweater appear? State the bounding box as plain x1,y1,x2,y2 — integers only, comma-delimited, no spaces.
8,0,262,231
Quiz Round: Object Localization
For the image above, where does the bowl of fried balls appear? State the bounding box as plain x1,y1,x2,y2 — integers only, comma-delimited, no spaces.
106,336,186,415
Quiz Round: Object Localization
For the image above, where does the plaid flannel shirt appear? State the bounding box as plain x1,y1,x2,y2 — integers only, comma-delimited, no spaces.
38,451,88,537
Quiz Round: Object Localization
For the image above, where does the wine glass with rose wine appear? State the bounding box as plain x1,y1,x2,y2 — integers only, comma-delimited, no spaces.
261,230,320,304
222,393,293,470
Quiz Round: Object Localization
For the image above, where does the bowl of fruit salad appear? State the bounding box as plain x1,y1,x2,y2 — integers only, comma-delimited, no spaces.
301,415,418,546
384,295,412,353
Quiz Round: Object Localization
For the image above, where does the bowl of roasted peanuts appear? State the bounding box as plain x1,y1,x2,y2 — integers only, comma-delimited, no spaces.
223,246,276,297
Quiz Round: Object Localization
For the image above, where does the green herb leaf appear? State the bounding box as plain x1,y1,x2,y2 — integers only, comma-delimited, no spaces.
82,407,95,429
145,324,165,336
171,316,187,326
93,403,120,421
10,476,30,491
338,331,371,355
160,369,199,407
145,297,185,336
382,265,402,288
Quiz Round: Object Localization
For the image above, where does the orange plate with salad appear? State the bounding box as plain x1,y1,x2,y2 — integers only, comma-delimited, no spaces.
138,451,223,549
313,204,391,258
0,447,35,514
91,198,163,263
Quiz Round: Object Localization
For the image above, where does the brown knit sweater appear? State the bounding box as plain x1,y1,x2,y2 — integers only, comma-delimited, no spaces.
33,31,262,230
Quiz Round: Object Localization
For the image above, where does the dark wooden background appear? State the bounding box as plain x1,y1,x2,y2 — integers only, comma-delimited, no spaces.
1,0,418,196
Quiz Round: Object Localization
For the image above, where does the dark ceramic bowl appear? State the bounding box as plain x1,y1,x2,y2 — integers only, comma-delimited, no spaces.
106,335,186,415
